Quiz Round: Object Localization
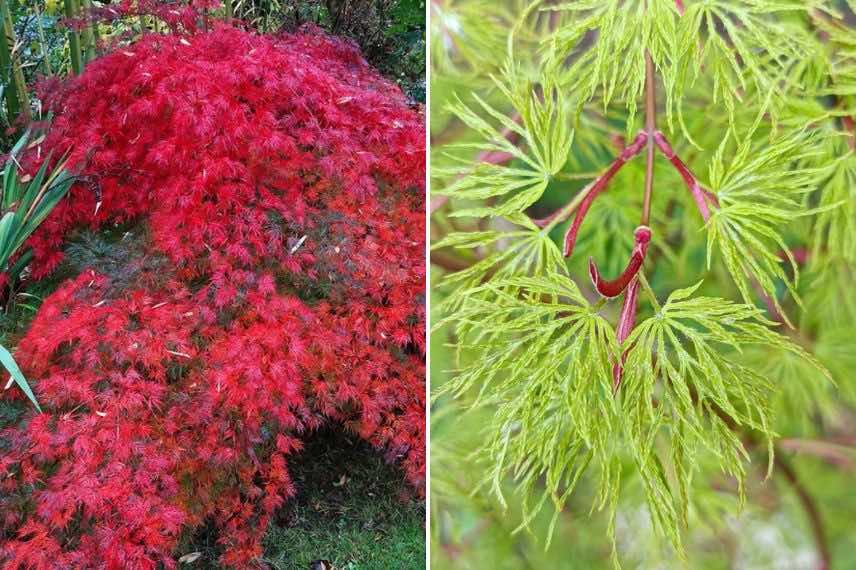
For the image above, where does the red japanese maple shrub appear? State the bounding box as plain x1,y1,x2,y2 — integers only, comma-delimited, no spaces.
0,25,424,569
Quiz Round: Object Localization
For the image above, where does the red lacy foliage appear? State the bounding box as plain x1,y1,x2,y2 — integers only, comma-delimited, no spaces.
1,25,424,568
85,1,215,33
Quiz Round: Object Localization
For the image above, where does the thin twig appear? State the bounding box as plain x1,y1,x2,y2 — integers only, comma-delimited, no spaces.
431,250,472,272
773,454,831,570
706,401,832,570
613,49,659,390
641,50,656,226
779,438,856,474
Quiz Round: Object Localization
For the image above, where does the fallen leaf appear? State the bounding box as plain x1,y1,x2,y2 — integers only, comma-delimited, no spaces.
178,552,202,564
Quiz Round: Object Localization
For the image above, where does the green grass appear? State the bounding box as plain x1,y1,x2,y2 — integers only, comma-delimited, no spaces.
260,428,425,570
175,427,425,569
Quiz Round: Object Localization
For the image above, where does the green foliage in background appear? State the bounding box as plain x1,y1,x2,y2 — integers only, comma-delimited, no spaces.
431,1,856,568
1,0,425,138
230,0,426,101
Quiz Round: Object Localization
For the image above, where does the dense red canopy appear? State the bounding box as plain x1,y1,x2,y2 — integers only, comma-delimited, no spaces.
1,25,424,568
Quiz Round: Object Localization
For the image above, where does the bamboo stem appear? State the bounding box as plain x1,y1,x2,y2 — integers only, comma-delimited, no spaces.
0,3,19,121
79,0,96,63
64,0,83,74
34,2,53,75
0,0,30,123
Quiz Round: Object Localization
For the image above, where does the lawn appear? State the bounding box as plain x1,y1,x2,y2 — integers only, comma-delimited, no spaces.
167,427,426,569
260,429,425,570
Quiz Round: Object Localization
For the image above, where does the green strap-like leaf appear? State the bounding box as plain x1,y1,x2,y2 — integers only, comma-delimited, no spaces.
0,343,41,413
0,210,17,267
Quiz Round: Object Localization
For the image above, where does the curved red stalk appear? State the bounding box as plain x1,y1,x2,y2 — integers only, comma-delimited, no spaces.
843,116,856,151
560,131,648,256
779,247,808,265
652,131,717,222
477,149,516,165
564,194,597,256
589,226,652,298
612,278,640,390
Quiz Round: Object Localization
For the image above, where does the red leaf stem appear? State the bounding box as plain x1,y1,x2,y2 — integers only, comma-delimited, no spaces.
843,116,856,151
652,131,718,222
612,278,640,389
533,131,648,234
589,225,652,298
779,247,808,265
476,149,517,166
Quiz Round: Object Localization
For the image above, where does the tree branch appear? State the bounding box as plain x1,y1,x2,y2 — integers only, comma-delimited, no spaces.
779,438,856,474
773,454,831,570
614,49,659,390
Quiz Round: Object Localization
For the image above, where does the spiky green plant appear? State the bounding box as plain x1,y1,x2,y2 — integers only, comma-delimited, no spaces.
0,129,74,412
431,1,856,568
